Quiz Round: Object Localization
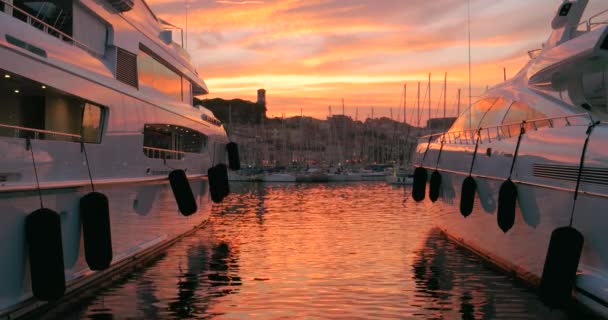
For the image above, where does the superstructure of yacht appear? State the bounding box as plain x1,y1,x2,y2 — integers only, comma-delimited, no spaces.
413,0,608,316
0,0,231,317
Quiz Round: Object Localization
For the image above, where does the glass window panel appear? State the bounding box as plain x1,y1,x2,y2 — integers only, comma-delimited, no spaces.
502,101,547,125
501,102,549,137
143,124,208,160
478,98,507,128
469,98,498,129
448,98,498,133
82,103,103,143
138,49,182,101
0,68,105,143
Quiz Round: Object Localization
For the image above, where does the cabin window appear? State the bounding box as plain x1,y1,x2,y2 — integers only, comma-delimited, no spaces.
138,46,183,102
0,69,105,143
448,98,499,133
478,98,507,129
501,102,549,137
10,1,73,37
143,124,207,160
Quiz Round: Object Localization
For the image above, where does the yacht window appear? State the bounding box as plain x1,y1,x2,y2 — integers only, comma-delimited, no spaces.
82,103,103,143
143,124,207,160
138,46,183,102
501,102,548,137
11,1,73,37
0,69,105,143
478,98,507,129
448,98,498,133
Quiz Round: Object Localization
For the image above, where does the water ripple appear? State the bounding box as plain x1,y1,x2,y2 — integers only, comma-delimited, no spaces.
51,182,592,319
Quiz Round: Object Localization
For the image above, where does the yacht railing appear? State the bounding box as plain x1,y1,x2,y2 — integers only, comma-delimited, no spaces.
0,125,190,160
0,123,82,140
417,113,592,146
578,8,608,32
0,0,99,57
143,146,185,160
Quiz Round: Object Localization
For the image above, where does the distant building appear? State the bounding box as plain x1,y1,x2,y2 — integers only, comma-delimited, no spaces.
257,89,266,107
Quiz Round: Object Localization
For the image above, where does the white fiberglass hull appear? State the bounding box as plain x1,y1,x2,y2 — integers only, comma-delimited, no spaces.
415,121,608,316
0,175,213,316
0,26,229,317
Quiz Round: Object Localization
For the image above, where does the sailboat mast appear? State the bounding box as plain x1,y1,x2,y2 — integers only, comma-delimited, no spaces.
428,72,431,131
467,0,472,129
457,88,461,116
417,81,420,127
300,107,303,164
403,83,407,125
443,72,447,119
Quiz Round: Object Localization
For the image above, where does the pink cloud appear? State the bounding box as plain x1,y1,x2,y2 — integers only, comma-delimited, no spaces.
144,0,604,120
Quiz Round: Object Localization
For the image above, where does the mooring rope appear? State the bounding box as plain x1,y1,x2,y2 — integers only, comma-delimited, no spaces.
420,136,433,166
434,136,446,170
81,141,96,192
26,137,44,208
468,129,482,176
569,120,600,227
507,122,526,180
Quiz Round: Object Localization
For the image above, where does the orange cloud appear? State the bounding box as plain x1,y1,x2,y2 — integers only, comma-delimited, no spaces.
145,0,604,122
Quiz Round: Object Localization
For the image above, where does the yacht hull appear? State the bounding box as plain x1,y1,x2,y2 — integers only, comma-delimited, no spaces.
0,176,213,318
0,18,228,317
416,122,608,316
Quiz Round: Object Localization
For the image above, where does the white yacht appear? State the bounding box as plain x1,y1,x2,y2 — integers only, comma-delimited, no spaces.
413,0,608,316
0,0,231,317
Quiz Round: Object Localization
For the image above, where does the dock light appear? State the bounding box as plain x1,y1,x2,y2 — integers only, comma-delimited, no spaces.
41,85,46,89
4,74,10,79
14,89,19,94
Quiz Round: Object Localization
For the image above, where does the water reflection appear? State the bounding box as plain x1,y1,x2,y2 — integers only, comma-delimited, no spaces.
53,182,594,319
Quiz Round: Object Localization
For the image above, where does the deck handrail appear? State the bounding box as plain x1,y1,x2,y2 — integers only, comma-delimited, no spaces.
578,8,608,32
143,146,186,160
0,0,100,57
143,146,185,154
417,113,592,145
0,123,82,139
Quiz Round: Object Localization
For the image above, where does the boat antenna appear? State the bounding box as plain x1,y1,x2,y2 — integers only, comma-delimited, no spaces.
467,0,472,128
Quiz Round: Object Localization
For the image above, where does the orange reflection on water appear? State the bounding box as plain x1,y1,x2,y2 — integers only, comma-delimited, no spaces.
57,183,567,319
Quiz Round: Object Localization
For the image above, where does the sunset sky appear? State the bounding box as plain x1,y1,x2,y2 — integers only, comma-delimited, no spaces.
147,0,605,122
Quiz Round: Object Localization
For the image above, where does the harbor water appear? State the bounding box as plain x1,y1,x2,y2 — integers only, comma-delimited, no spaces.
47,182,593,319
